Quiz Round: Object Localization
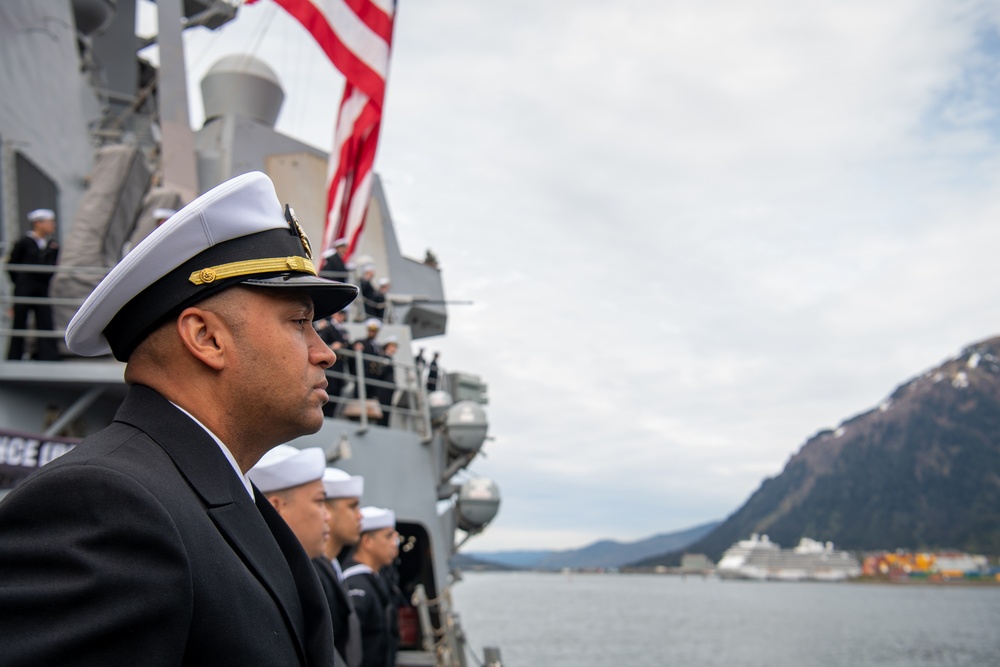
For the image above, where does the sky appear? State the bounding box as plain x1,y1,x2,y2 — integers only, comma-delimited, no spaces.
146,0,1000,551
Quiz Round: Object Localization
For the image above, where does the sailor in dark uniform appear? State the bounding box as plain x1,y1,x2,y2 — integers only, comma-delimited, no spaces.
359,264,387,321
319,308,351,414
0,172,358,665
344,507,401,667
6,208,60,360
313,468,365,667
350,318,384,399
375,336,398,427
320,237,351,282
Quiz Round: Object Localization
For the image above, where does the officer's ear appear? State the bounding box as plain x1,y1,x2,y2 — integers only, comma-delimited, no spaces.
176,306,230,371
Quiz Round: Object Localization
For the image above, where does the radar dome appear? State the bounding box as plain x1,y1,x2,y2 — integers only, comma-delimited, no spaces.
456,477,501,533
444,400,488,454
201,54,284,127
428,390,454,423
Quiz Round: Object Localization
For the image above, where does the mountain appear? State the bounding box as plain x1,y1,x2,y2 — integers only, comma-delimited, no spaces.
451,553,518,572
634,337,1000,568
467,521,719,570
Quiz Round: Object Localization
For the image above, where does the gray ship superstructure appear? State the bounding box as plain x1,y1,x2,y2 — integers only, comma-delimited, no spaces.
0,2,500,665
717,534,861,581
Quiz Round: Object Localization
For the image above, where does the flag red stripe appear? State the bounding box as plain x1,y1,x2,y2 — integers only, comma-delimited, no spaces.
272,0,388,106
271,0,394,261
342,0,394,42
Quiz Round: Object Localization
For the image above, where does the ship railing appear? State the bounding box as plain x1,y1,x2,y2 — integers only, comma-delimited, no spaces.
0,264,111,347
317,268,398,324
326,348,432,439
410,584,467,667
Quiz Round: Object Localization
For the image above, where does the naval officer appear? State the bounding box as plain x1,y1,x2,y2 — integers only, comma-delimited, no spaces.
313,467,365,667
0,171,358,665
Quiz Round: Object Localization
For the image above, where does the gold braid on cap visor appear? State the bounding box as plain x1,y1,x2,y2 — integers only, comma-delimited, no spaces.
188,255,317,285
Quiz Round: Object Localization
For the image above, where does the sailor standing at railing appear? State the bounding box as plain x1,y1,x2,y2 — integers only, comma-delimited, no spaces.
375,336,399,427
320,237,351,282
350,318,384,397
6,208,60,361
359,264,388,321
319,307,351,414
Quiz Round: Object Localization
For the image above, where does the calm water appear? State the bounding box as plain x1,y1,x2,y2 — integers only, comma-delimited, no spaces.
450,572,1000,667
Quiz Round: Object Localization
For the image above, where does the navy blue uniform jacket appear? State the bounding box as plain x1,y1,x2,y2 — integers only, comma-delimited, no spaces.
0,384,334,666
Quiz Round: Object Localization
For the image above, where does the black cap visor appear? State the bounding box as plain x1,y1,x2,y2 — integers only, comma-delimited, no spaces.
242,275,359,320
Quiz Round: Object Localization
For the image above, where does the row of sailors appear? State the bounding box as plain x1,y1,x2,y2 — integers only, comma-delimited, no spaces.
320,239,391,322
316,314,398,424
250,444,399,667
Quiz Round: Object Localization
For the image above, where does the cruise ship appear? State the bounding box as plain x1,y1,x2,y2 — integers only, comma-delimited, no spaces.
717,534,861,581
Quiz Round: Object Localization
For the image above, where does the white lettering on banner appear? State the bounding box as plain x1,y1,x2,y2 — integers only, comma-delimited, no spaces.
0,435,75,468
40,442,73,466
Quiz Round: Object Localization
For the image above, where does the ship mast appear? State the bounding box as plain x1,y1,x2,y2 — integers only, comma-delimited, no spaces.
155,0,199,200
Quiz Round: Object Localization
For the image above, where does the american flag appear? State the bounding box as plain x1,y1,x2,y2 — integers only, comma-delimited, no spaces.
266,0,396,260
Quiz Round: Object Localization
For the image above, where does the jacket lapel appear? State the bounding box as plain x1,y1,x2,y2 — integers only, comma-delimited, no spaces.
113,385,311,664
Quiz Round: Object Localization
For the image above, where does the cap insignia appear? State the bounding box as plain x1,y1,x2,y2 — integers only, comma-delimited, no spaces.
285,204,313,260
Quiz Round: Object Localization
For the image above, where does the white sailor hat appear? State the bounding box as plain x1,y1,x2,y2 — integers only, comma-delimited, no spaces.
361,263,376,274
322,467,364,499
365,318,381,330
65,172,359,361
248,444,326,493
152,207,177,220
381,335,398,346
376,277,391,287
360,507,396,532
333,237,348,247
27,208,55,222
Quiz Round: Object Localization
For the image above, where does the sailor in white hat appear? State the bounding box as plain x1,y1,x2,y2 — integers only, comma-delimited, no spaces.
352,318,382,356
249,445,330,559
313,468,365,667
121,207,180,258
151,207,177,226
350,318,385,404
6,207,60,361
344,507,400,667
358,263,386,321
27,208,56,222
374,335,399,426
320,235,351,282
0,172,350,666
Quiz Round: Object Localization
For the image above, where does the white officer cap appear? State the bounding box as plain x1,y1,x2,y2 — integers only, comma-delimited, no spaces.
333,237,348,247
365,318,381,330
152,208,177,220
322,467,364,499
27,209,55,222
248,444,326,493
360,507,396,532
65,171,359,361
